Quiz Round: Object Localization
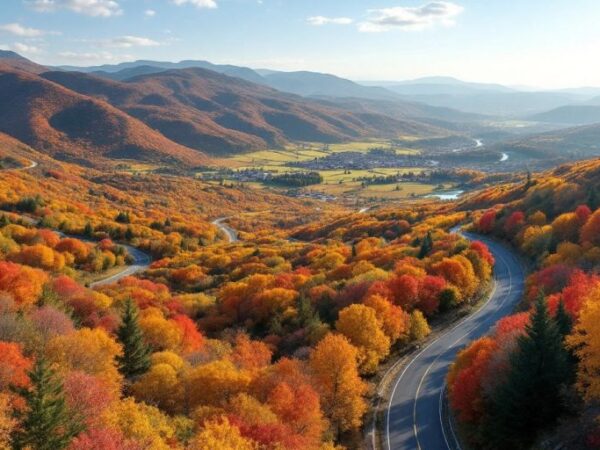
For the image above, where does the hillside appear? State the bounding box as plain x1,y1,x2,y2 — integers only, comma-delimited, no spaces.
0,50,48,74
260,70,398,100
41,68,442,155
529,104,600,125
494,122,600,160
0,65,208,166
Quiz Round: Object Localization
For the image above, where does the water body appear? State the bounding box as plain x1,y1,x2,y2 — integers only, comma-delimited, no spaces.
426,190,464,200
453,138,483,152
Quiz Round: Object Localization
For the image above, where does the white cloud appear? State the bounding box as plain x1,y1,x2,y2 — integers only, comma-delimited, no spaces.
171,0,217,9
105,35,160,48
359,1,464,33
0,23,48,37
144,9,156,17
58,50,117,61
27,0,122,18
11,42,42,54
307,16,353,26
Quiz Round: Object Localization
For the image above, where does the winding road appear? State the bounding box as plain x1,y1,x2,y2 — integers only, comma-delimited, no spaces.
385,231,525,450
212,217,239,243
2,157,152,287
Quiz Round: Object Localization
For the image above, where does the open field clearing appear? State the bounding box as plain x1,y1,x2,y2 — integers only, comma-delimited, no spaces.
218,140,419,169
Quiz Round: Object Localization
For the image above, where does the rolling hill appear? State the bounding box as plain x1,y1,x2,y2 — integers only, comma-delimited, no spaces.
528,104,600,125
58,59,402,101
0,50,48,74
494,122,600,160
0,64,209,166
41,68,443,155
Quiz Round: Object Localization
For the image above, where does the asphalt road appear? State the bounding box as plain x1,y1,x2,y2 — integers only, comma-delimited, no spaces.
89,244,151,288
212,217,239,243
385,231,525,450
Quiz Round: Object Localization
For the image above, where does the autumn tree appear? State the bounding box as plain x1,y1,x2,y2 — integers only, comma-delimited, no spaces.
335,304,390,373
46,328,123,395
484,295,570,449
581,209,600,246
568,285,600,402
363,294,409,344
12,358,84,450
409,310,431,341
116,298,151,378
190,417,256,450
309,334,367,437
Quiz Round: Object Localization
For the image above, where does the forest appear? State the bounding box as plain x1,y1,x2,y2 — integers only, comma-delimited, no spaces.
0,147,503,450
446,159,600,449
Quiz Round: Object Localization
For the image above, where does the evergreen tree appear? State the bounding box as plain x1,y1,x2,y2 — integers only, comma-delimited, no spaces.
588,186,599,210
116,298,151,378
12,358,84,450
124,226,134,241
484,295,570,449
555,300,573,337
418,231,433,259
83,222,93,237
555,300,577,383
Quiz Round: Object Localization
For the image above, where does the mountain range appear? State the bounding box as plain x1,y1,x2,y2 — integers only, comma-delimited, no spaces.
0,52,456,166
5,51,600,168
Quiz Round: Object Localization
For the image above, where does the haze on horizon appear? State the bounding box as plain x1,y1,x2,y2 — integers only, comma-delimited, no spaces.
1,0,600,89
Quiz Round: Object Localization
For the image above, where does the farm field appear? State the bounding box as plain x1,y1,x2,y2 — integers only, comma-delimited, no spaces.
219,140,420,169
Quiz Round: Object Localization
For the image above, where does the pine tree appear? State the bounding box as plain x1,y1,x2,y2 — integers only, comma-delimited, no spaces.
116,298,151,378
12,358,84,450
83,222,93,237
555,300,573,337
555,299,577,384
418,231,433,259
484,295,569,449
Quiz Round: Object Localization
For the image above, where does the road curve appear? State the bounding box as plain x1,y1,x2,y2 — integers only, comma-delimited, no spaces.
385,231,525,450
212,217,238,243
89,244,151,288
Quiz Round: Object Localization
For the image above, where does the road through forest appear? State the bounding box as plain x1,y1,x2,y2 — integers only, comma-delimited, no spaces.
385,231,525,450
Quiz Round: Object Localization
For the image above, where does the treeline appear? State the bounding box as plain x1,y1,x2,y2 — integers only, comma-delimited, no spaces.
266,171,323,187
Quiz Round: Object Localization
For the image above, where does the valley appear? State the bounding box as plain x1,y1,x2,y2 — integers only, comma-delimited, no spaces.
1,11,600,448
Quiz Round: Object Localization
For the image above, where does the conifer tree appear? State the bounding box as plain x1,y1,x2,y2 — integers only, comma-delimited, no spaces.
555,300,577,383
116,298,151,378
418,231,433,259
12,358,84,450
484,295,569,449
555,300,573,337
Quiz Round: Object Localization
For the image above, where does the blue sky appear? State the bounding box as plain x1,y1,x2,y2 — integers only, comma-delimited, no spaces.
2,0,600,88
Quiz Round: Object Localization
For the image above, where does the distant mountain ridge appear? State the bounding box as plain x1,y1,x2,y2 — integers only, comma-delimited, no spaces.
0,52,453,166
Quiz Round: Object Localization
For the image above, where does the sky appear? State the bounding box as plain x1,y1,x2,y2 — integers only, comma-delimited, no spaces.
2,0,600,88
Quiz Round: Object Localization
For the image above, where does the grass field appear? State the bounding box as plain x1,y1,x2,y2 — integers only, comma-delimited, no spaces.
208,140,450,201
219,140,419,169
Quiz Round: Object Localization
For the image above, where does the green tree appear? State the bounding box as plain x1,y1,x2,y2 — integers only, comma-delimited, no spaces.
555,300,573,337
12,358,84,450
418,231,433,259
116,298,151,378
484,295,570,449
555,300,577,384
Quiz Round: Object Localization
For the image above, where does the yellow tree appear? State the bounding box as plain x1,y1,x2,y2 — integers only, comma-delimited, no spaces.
184,359,252,410
46,328,123,394
190,417,256,450
132,363,183,414
568,286,600,401
309,333,367,436
363,294,409,344
409,310,431,341
335,304,391,374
